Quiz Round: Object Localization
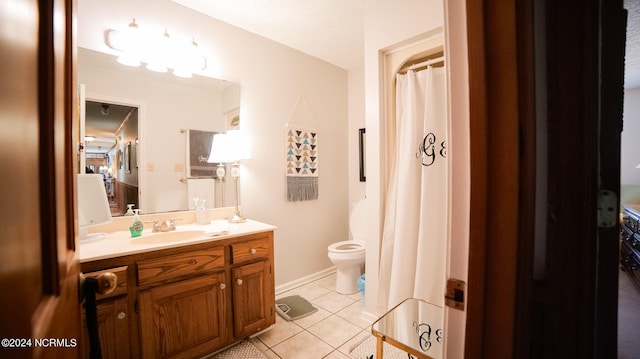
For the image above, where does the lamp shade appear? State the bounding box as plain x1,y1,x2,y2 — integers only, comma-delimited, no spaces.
225,130,251,161
208,133,232,163
207,130,251,163
207,130,250,164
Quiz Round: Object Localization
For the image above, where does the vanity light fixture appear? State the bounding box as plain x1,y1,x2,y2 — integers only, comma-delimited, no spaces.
146,29,171,73
112,18,142,67
106,19,206,78
173,38,205,78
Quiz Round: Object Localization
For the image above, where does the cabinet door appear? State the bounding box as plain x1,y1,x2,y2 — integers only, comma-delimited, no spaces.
232,260,275,338
138,273,227,359
82,297,130,359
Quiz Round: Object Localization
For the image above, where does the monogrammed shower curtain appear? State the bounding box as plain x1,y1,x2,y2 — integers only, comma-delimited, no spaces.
378,66,448,311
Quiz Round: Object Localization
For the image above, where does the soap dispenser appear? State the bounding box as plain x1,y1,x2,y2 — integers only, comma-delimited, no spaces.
125,204,135,216
129,209,144,237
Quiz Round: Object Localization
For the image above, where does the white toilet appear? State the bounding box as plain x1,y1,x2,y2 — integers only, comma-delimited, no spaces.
328,199,367,294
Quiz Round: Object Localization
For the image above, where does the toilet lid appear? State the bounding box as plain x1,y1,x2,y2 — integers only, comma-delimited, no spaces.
349,199,367,240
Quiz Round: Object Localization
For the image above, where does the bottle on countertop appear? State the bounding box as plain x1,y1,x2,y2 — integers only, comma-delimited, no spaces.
125,204,135,216
130,209,144,237
195,197,210,225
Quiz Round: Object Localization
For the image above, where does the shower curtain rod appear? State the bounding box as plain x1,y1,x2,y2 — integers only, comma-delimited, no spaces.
399,55,445,73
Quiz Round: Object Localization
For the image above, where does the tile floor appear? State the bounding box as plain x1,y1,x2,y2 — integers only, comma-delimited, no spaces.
249,272,376,359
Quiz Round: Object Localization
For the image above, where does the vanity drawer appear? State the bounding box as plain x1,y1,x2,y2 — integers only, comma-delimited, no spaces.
231,237,271,264
137,247,225,287
84,266,128,300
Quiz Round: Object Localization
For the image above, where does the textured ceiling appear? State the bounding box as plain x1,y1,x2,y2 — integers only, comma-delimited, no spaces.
171,0,365,70
172,1,638,85
625,0,640,88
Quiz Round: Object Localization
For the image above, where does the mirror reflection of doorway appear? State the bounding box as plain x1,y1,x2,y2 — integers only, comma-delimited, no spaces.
84,100,138,216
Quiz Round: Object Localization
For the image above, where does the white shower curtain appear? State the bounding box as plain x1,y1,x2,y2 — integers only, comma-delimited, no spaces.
378,66,448,312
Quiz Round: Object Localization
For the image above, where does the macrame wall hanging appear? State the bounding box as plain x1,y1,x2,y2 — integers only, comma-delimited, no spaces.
286,95,318,201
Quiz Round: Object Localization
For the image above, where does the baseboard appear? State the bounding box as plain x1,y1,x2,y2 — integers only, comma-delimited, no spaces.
275,266,336,295
360,309,379,324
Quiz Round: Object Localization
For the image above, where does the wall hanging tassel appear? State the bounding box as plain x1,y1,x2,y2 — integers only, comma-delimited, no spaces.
286,125,318,201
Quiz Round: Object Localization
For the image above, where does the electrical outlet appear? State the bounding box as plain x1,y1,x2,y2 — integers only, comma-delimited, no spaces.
146,162,154,171
174,163,184,172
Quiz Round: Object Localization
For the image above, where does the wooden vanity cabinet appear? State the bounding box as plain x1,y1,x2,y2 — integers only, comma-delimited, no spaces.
81,266,130,359
82,297,130,359
138,272,228,359
230,236,275,338
80,230,275,359
136,246,227,359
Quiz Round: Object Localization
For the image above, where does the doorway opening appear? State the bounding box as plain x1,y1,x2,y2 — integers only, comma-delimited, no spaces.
84,100,139,216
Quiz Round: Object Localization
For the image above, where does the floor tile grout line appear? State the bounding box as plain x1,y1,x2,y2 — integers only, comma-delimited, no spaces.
300,320,366,353
256,273,371,358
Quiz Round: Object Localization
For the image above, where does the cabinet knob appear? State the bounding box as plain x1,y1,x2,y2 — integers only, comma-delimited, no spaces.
237,279,243,285
250,248,257,255
78,272,118,301
96,272,118,295
117,311,126,320
220,283,226,290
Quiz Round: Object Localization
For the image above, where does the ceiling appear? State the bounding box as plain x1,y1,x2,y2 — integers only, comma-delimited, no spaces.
625,0,640,88
171,0,365,70
172,0,639,86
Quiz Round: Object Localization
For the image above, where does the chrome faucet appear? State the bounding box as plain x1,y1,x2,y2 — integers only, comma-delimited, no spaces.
147,219,162,233
147,218,181,232
159,218,177,232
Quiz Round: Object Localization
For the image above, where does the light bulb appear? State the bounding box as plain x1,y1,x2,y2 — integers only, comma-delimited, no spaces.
146,29,171,73
116,18,142,67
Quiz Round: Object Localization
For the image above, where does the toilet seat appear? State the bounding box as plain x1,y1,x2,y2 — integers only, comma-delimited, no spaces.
327,198,367,294
328,240,365,253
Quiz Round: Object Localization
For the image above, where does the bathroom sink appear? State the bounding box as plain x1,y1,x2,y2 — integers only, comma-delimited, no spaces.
130,230,206,245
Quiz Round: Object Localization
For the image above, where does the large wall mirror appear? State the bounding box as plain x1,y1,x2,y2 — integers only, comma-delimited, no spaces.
78,47,240,216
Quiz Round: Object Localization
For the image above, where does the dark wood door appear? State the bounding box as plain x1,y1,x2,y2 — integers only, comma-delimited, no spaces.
0,0,80,358
464,0,626,357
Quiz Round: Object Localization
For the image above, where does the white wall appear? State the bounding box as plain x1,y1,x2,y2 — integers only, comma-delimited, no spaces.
78,0,349,286
621,86,640,204
362,0,444,314
621,86,640,184
348,66,366,208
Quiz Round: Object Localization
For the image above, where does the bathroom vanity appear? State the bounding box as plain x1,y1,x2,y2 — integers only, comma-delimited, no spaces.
79,219,276,359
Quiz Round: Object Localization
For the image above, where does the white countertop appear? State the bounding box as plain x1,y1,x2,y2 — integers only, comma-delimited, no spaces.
79,219,276,263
